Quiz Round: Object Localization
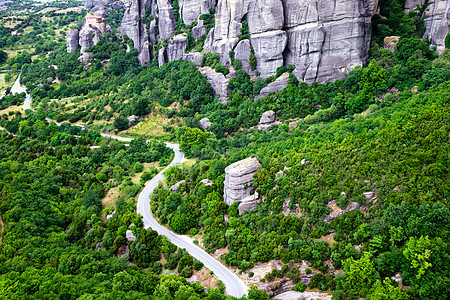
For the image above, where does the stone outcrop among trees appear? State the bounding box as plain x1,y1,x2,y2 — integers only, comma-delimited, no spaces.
223,157,262,213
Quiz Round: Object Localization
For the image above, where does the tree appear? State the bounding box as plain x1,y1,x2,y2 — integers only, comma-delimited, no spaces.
342,252,379,297
113,116,129,131
403,236,432,279
0,50,7,64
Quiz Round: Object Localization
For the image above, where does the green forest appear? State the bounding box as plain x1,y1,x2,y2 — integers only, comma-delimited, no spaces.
0,0,449,299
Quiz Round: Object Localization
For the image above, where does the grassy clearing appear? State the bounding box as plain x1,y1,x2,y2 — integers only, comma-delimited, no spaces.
128,115,180,137
320,233,335,247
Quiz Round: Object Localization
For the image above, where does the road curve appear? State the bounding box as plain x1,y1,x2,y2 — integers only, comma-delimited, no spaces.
12,74,249,298
137,143,249,298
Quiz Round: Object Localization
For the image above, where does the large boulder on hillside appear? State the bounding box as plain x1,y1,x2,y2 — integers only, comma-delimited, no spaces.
223,157,262,206
199,117,212,131
259,110,276,124
256,73,290,99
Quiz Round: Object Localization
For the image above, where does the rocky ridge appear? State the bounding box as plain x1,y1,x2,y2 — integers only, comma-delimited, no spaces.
74,0,450,88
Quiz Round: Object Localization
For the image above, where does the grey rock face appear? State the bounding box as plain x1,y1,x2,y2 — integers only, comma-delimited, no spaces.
238,193,260,215
183,52,204,66
284,0,375,83
199,117,212,130
192,21,207,39
423,0,450,54
120,0,151,66
256,73,289,99
167,34,188,62
66,29,79,53
404,0,426,12
158,47,166,67
199,66,229,104
223,157,262,206
234,39,252,74
259,110,276,124
179,0,215,25
202,0,375,82
158,0,176,40
85,0,113,10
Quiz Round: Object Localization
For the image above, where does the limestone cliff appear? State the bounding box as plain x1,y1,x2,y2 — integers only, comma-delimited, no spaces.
120,0,152,65
112,0,449,84
423,0,450,54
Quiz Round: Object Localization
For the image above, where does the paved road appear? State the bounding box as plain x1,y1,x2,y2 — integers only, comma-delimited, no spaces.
137,143,248,298
11,74,249,298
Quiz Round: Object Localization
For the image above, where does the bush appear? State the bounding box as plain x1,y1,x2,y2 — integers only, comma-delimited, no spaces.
293,282,306,292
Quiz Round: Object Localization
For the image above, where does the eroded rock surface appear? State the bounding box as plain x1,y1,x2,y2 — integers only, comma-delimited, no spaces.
223,157,262,206
66,29,79,53
199,117,212,130
259,110,276,124
199,67,229,104
256,73,289,99
423,0,450,54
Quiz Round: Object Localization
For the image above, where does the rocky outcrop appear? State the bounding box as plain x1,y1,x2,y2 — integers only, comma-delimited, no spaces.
201,0,375,82
170,180,187,192
158,0,176,40
158,47,166,67
184,52,204,66
179,0,215,25
404,0,426,12
66,29,79,53
256,73,289,99
199,117,212,130
223,157,262,206
85,0,113,10
234,39,252,74
166,34,188,62
423,0,450,54
238,193,260,215
259,110,276,124
120,0,151,65
199,67,229,104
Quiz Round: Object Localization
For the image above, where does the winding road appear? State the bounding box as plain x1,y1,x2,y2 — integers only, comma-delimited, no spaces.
10,74,249,298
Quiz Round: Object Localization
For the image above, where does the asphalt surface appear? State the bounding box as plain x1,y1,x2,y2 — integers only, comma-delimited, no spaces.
12,75,249,298
136,143,249,298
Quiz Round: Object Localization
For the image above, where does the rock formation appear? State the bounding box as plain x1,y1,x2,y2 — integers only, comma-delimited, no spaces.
66,29,79,53
120,0,152,65
256,73,290,99
199,117,212,130
259,110,276,124
223,157,262,214
199,67,229,104
115,0,450,88
423,0,450,54
404,0,426,12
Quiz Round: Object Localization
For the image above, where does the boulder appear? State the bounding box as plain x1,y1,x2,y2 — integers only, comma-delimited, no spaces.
256,73,289,99
223,157,262,205
66,29,79,53
199,117,212,130
179,0,215,25
199,66,229,104
200,178,214,186
259,110,276,124
404,0,426,12
125,230,136,242
170,180,186,192
192,21,207,39
116,245,130,259
383,36,401,53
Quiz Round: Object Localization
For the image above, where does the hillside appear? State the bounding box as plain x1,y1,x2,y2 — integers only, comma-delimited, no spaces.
0,0,449,299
